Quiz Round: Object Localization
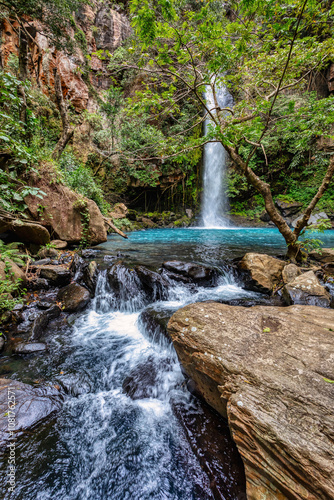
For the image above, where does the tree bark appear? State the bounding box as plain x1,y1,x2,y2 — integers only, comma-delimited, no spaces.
18,27,28,82
52,67,74,160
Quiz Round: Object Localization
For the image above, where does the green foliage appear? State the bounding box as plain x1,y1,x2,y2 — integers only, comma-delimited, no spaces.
0,241,25,266
300,218,332,253
59,152,110,214
2,0,88,52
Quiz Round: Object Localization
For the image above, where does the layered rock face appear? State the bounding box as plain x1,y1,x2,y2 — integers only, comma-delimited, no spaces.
0,4,131,112
168,302,334,500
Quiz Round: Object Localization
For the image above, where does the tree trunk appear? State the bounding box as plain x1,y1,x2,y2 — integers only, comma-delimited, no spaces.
18,27,28,82
52,67,74,160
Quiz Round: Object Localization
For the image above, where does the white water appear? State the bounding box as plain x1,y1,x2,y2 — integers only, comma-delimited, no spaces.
201,84,233,228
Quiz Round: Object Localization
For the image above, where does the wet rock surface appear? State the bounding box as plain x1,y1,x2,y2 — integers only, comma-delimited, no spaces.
30,305,61,341
38,265,72,287
168,302,334,500
162,261,218,287
122,357,172,400
172,398,246,500
57,283,90,312
0,378,63,445
310,247,334,264
139,306,174,344
13,342,47,354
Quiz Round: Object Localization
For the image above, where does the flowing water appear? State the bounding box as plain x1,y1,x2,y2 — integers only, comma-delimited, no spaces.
201,85,233,228
2,227,334,499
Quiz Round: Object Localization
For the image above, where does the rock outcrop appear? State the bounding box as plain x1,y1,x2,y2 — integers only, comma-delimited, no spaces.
168,302,334,500
26,172,107,245
238,253,285,293
282,270,331,307
0,258,27,287
0,378,63,445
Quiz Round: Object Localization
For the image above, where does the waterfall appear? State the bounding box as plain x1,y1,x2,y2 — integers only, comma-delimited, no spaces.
201,84,233,228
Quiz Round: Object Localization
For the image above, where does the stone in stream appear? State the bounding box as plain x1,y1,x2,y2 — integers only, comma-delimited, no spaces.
38,265,72,286
282,270,331,308
162,261,218,287
30,305,61,341
57,283,90,312
238,253,285,293
172,398,246,500
13,342,47,354
0,378,63,445
122,357,172,400
167,302,334,500
82,260,99,294
135,265,169,300
282,263,301,283
138,306,174,344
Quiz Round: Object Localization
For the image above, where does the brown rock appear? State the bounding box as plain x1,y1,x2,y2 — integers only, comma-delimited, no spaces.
282,263,301,284
57,283,90,311
310,248,334,264
38,265,71,286
51,239,67,249
238,253,285,293
9,219,50,245
283,270,331,308
168,302,334,500
0,259,27,286
38,247,58,259
141,217,156,228
25,169,107,245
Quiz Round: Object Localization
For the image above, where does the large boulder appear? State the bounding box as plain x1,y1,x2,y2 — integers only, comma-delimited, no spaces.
167,302,334,500
57,283,90,312
238,253,285,293
25,169,107,245
0,378,63,445
30,304,61,341
162,261,218,287
282,270,331,307
8,219,50,245
310,248,334,264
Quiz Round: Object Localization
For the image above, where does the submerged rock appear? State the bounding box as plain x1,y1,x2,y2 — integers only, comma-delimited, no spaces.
238,253,285,293
168,302,334,500
57,283,90,312
0,378,63,445
122,357,172,400
283,270,331,307
162,261,218,287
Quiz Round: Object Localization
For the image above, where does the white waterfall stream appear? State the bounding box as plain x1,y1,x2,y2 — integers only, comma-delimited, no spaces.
201,84,233,228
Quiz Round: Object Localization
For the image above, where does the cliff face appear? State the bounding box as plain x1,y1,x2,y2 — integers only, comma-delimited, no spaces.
0,2,131,112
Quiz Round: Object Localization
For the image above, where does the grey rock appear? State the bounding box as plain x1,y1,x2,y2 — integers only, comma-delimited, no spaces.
162,261,218,287
292,211,329,228
13,342,47,354
0,378,63,445
283,270,331,307
30,305,61,341
275,199,303,217
39,265,72,286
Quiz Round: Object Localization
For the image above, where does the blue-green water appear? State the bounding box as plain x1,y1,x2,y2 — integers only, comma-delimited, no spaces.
98,227,334,267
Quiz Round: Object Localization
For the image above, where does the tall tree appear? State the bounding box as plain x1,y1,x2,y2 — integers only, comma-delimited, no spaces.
118,0,334,259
